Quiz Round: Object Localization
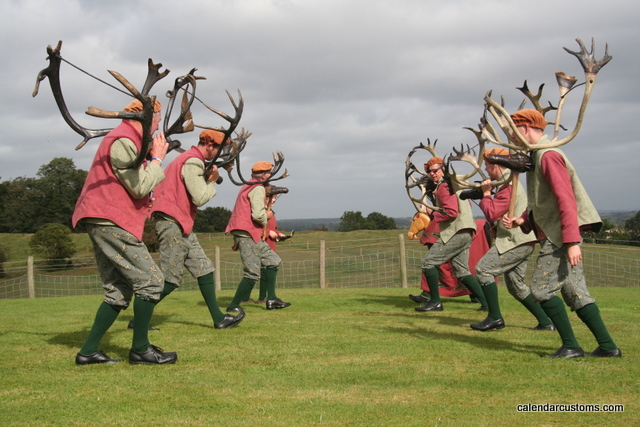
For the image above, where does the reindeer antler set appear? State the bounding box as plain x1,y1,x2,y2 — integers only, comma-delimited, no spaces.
33,40,288,185
405,38,611,213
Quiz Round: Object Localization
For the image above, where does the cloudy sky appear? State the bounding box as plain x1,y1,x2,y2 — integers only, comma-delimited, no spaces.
1,0,638,220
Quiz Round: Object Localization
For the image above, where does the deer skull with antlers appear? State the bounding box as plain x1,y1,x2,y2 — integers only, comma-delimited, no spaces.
480,38,612,153
33,40,201,169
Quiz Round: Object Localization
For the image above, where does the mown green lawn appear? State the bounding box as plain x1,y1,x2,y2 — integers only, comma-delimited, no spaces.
0,286,636,426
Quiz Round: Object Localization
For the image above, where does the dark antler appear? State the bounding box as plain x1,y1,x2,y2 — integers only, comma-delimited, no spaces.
32,41,112,148
34,40,171,169
86,59,170,168
163,68,205,152
198,89,244,166
227,151,289,187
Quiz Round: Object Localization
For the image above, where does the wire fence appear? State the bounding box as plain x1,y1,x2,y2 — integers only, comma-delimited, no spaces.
1,236,639,300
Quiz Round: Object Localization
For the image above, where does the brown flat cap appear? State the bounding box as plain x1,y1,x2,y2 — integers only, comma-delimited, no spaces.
123,98,162,113
483,147,509,161
199,129,226,145
511,109,547,130
424,157,444,171
252,161,274,173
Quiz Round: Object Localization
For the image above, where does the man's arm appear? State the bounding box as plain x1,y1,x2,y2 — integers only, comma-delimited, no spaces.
248,186,268,226
111,138,164,198
182,158,216,207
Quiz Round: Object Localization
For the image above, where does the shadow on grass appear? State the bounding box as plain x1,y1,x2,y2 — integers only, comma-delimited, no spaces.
354,292,554,356
47,313,174,353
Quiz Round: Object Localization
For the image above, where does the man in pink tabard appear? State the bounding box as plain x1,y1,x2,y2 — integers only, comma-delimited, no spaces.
73,98,177,365
149,129,245,329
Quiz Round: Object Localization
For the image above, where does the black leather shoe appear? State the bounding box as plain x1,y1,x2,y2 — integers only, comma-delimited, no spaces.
415,301,443,312
470,317,505,331
589,347,622,358
469,296,480,304
127,319,159,331
477,306,489,312
75,350,123,365
542,346,584,359
532,323,556,331
266,298,291,310
409,294,430,303
129,344,177,365
226,306,243,313
214,310,246,329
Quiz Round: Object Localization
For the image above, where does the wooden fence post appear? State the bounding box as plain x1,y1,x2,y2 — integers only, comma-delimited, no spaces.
27,256,35,298
214,246,221,291
319,240,326,289
398,234,407,288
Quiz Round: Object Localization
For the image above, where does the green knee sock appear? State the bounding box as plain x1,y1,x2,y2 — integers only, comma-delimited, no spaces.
423,268,441,303
197,273,225,324
262,267,279,300
132,296,156,353
79,302,120,355
460,275,487,308
520,294,553,326
576,303,617,351
158,281,177,302
229,278,256,308
481,282,502,320
540,296,580,349
258,268,268,301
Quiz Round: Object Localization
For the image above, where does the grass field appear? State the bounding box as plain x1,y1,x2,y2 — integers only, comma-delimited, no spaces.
0,286,637,426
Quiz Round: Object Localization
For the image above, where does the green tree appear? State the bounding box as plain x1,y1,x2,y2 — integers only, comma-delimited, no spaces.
624,211,640,240
193,206,232,232
35,157,87,229
0,177,44,233
366,212,397,230
0,158,87,233
338,211,368,232
29,224,77,268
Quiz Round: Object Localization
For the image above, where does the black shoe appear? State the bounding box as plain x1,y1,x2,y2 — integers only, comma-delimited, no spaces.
226,306,243,313
469,296,481,304
127,319,159,331
409,294,430,303
75,350,123,366
588,347,622,358
542,346,584,359
214,310,246,329
470,317,505,331
129,344,177,365
266,298,291,310
477,306,489,312
415,301,443,312
532,323,556,331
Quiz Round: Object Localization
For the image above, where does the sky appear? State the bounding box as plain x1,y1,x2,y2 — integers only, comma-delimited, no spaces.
1,0,639,220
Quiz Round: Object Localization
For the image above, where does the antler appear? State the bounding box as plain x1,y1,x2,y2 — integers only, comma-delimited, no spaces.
226,150,289,187
85,58,170,168
197,89,244,165
32,41,112,148
404,139,440,213
162,68,205,152
34,40,171,169
483,38,612,153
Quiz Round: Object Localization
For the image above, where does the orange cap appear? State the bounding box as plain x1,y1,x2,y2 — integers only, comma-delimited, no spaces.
510,109,546,130
123,98,162,113
252,161,274,173
424,157,444,171
199,129,226,145
483,147,509,161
